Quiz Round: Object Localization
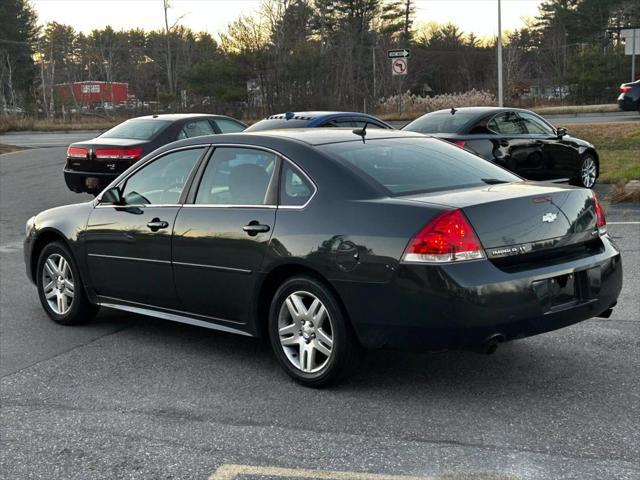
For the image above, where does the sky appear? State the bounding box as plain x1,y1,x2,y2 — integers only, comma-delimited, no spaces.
32,0,543,39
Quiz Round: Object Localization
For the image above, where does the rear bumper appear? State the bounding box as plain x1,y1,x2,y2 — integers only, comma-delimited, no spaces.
63,168,117,193
337,236,622,350
617,94,639,111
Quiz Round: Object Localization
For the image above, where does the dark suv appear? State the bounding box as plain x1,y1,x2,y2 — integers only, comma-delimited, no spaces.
617,80,640,112
64,113,246,194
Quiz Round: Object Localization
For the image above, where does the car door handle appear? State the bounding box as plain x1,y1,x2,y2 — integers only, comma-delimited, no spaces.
243,221,270,236
147,218,169,231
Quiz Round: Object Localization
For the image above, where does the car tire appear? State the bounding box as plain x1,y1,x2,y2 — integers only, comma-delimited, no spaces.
268,276,357,387
36,241,99,325
572,154,598,188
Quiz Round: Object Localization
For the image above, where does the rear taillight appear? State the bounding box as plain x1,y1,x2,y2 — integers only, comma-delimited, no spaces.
620,85,631,94
453,140,466,148
593,192,606,235
95,148,143,160
67,146,88,159
403,209,485,263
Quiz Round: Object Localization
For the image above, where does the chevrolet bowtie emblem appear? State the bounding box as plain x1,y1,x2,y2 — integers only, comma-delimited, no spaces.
542,212,558,223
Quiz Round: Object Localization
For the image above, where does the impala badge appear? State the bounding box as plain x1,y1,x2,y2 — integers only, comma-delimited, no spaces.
542,212,558,223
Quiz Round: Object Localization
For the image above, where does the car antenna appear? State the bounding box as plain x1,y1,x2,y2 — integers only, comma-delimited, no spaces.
352,121,368,143
450,107,457,115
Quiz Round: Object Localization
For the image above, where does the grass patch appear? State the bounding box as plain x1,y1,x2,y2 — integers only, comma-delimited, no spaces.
563,121,640,184
532,104,621,115
0,116,116,133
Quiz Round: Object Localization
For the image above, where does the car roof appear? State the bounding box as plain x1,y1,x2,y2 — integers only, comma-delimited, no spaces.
425,106,545,116
129,113,240,122
265,111,382,120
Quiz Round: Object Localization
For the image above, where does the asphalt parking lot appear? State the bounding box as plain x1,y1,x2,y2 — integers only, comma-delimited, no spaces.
0,140,639,480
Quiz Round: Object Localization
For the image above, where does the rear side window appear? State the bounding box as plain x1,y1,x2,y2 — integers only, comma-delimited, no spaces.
100,119,170,140
195,147,278,205
319,138,519,195
214,118,246,133
403,111,477,133
280,162,314,206
488,112,525,134
177,119,215,139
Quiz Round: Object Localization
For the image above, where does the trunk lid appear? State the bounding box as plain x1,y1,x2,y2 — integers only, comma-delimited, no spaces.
403,182,599,258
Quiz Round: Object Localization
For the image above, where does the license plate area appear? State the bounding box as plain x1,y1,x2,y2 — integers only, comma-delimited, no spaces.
532,267,600,313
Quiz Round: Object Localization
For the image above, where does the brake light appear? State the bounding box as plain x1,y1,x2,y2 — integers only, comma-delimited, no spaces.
620,85,631,94
593,192,606,235
67,146,88,159
94,148,143,160
403,209,485,263
453,140,466,148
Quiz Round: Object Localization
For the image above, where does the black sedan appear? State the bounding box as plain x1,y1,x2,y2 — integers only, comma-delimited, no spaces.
403,107,600,188
25,129,622,386
64,113,246,194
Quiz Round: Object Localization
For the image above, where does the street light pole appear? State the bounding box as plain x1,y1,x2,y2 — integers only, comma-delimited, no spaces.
497,0,504,107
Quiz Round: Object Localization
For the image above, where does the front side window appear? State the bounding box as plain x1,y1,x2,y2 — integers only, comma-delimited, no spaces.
488,112,525,135
195,147,278,205
518,112,555,135
280,162,314,206
119,148,203,205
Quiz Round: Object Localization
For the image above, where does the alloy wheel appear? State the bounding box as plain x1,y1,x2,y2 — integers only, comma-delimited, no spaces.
581,157,597,188
42,253,75,315
277,290,334,373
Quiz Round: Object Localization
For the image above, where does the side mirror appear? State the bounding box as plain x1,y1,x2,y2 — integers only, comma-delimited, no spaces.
556,127,567,138
99,186,124,205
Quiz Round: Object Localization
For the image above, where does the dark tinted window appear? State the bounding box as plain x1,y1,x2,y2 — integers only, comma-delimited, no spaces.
119,148,203,205
403,111,478,133
320,138,519,195
352,119,386,128
195,147,277,205
280,162,314,206
488,112,525,134
177,119,215,139
100,119,171,140
518,112,554,135
244,118,310,132
214,118,246,133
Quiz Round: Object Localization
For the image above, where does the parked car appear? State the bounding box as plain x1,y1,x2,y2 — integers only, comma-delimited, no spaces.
64,113,246,194
244,111,392,131
25,129,621,387
403,107,600,188
617,80,640,112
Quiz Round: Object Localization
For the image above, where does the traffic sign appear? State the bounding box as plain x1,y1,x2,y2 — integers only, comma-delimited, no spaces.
391,58,408,76
388,49,410,58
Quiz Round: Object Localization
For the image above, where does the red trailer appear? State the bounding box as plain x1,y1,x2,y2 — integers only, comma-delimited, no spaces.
55,81,128,106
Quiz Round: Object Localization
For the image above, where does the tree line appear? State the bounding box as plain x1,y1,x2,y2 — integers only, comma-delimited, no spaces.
1,0,639,119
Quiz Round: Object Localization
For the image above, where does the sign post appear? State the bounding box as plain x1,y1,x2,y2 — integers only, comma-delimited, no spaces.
388,49,410,114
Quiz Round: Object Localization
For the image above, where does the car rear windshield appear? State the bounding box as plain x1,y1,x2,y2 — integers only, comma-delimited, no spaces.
244,118,311,132
319,138,519,195
402,111,477,134
100,119,171,140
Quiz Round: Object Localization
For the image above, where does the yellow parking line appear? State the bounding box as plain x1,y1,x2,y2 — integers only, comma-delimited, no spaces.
209,463,517,480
